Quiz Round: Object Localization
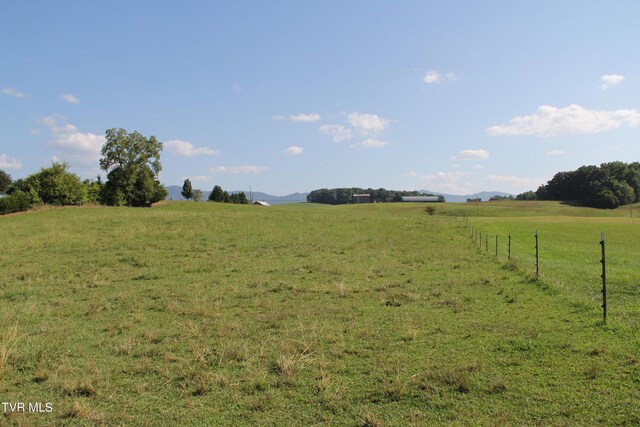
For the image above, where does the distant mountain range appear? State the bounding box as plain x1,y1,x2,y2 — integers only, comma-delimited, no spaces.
166,185,513,204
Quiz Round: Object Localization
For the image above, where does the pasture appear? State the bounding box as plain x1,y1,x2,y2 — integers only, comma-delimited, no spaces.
0,201,638,425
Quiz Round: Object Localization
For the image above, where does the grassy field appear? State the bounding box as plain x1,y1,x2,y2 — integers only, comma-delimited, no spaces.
1,201,638,425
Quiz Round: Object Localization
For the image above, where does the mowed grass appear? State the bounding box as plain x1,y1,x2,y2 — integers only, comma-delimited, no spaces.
0,201,638,425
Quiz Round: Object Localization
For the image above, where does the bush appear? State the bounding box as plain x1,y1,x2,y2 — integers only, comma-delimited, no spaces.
26,162,87,206
0,191,32,215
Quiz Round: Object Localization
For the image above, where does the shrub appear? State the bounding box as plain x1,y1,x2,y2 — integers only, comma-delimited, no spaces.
0,191,32,215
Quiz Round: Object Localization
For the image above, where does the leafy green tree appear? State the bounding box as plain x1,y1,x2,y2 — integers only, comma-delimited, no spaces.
99,128,168,206
534,162,638,208
516,191,537,200
208,185,225,202
236,192,249,204
25,162,86,205
83,177,103,204
0,170,11,194
181,178,194,200
223,191,230,203
193,189,203,202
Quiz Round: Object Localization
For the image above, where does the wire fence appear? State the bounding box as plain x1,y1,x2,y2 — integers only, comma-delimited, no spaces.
466,218,639,327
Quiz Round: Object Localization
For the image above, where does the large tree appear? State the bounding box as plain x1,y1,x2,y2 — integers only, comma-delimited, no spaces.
208,185,225,202
99,128,168,207
181,178,194,200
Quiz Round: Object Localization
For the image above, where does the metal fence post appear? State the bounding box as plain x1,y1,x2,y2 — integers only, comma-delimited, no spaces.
495,235,498,257
600,232,607,323
508,233,511,260
535,230,539,278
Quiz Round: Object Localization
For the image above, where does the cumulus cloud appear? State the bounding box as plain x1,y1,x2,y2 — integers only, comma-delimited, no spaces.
601,74,625,90
349,138,388,149
232,84,242,93
0,153,23,170
60,93,80,104
424,70,456,84
165,139,219,157
318,124,352,142
210,165,269,174
284,146,304,155
347,112,389,135
453,149,490,160
405,171,418,177
1,87,27,98
486,104,640,137
546,149,565,156
39,115,104,166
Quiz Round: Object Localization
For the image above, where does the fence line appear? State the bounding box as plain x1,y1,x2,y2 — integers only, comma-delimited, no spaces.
465,219,615,324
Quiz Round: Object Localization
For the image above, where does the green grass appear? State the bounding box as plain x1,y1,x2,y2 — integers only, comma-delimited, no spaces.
468,212,640,329
0,201,638,425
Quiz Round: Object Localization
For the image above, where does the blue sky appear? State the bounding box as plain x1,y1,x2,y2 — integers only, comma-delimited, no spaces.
2,1,640,195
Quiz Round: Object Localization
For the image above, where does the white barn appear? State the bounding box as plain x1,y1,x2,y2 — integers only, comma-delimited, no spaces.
401,196,441,202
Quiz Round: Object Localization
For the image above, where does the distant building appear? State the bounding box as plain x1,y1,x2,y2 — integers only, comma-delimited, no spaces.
353,193,371,204
401,196,442,202
253,200,271,206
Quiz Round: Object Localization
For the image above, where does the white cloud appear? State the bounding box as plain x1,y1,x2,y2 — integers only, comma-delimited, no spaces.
424,71,440,84
349,138,388,149
546,149,565,156
347,112,389,135
28,128,41,135
210,165,269,174
165,139,219,157
486,175,542,193
473,164,485,170
420,171,473,194
601,74,625,90
486,104,640,137
319,124,352,142
0,154,23,170
284,146,304,156
273,113,321,122
1,87,27,98
60,93,80,104
232,84,242,93
424,70,456,84
405,171,418,177
183,175,211,183
453,149,490,160
39,116,104,166
289,113,321,122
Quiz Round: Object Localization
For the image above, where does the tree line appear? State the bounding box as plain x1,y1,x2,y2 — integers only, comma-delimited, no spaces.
0,129,255,214
516,161,640,209
181,180,249,204
1,128,168,214
307,187,444,204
